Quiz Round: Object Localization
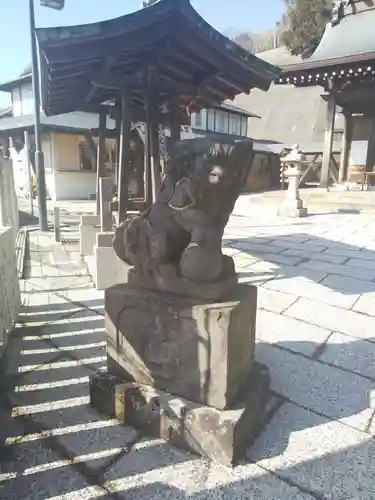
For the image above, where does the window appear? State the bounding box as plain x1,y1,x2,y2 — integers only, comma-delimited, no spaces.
241,116,248,137
229,114,241,136
215,111,229,134
78,143,93,171
207,109,215,131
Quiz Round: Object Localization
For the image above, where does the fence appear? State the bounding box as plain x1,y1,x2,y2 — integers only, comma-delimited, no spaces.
0,157,19,232
0,157,21,356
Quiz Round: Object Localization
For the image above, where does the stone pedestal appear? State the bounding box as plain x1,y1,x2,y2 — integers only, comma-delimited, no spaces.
90,362,270,467
90,282,270,466
277,197,307,218
79,215,101,256
93,232,130,290
105,283,257,410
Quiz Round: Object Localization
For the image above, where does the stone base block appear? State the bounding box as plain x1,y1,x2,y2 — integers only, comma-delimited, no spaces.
277,206,308,217
79,215,101,256
277,199,307,217
89,362,270,467
93,232,130,290
105,283,257,410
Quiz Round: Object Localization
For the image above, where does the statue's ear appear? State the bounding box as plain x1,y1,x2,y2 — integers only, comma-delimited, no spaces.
169,178,195,210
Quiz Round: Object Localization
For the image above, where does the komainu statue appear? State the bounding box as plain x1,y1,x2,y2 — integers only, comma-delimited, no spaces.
113,137,254,300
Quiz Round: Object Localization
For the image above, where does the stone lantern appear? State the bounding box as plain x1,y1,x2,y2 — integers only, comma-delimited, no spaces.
277,144,307,217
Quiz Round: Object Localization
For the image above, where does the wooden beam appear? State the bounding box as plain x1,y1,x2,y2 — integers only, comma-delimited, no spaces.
175,25,260,90
339,113,353,183
118,88,132,223
96,108,107,215
91,74,198,97
320,94,336,189
84,55,117,106
108,99,190,126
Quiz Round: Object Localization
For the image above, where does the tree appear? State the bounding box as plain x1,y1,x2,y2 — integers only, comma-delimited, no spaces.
281,0,333,57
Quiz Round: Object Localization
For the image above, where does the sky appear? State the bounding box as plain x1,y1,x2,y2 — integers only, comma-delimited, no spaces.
0,0,284,107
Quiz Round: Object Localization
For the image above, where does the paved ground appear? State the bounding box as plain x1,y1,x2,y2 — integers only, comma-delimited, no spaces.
1,197,375,499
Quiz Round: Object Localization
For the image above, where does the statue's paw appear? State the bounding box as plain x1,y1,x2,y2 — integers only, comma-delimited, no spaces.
180,245,223,283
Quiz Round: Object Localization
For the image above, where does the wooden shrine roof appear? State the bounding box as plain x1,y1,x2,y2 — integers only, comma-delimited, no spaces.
277,6,375,88
36,0,280,117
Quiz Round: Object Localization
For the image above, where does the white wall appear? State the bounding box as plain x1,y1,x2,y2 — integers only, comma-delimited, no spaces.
11,134,54,199
54,171,97,200
11,83,33,116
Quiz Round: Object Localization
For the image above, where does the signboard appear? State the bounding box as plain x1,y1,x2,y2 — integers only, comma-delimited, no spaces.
40,0,65,10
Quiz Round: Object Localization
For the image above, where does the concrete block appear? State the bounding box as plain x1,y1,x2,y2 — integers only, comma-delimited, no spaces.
105,283,257,409
79,215,101,257
93,234,130,290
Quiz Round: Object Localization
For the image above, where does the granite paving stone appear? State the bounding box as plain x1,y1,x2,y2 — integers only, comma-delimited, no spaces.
281,247,349,264
257,309,332,356
261,275,358,309
323,246,375,260
352,293,375,316
249,403,375,500
3,198,375,499
256,343,375,431
285,297,375,342
319,332,375,382
346,257,375,270
270,239,329,253
257,288,298,314
321,274,375,295
298,259,375,281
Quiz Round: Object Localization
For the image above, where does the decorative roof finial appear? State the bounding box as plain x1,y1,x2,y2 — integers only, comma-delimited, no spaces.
331,0,355,26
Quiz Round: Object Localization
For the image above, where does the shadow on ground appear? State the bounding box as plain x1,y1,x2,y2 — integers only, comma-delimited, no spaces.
1,293,374,499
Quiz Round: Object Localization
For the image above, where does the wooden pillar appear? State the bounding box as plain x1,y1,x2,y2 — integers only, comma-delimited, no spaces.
320,95,336,189
170,94,181,144
96,108,107,215
99,177,113,232
365,116,375,172
148,87,161,203
118,88,132,223
24,131,34,216
339,112,353,183
3,137,10,159
143,121,152,207
144,86,161,206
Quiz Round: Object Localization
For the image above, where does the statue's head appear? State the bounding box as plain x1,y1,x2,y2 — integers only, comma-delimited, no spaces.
166,137,254,194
